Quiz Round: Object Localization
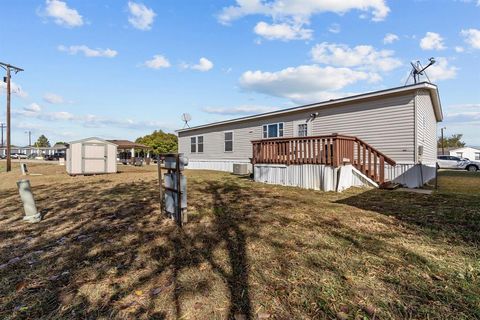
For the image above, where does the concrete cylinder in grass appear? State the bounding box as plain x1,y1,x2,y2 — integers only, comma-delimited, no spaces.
17,179,41,223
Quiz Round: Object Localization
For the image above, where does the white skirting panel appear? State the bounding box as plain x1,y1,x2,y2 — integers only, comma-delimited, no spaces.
253,163,436,192
187,159,252,173
389,163,436,188
254,164,375,192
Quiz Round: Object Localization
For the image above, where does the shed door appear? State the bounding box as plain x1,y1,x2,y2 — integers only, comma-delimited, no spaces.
82,143,107,173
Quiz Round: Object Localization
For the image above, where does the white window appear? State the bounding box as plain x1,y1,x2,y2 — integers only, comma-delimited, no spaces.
190,136,203,153
298,123,308,137
475,153,480,161
224,131,233,152
262,123,284,139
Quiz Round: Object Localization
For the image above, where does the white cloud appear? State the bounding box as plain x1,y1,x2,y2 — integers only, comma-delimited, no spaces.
383,33,399,44
43,93,65,104
14,103,74,121
461,28,480,49
144,55,171,69
24,103,42,113
239,64,378,104
128,1,156,31
427,57,458,82
202,105,279,115
254,21,312,41
58,45,118,58
42,0,83,27
455,46,465,53
444,104,480,125
49,111,75,121
13,107,170,130
0,81,28,98
310,42,402,72
420,32,446,50
218,0,390,24
191,57,214,72
328,23,341,34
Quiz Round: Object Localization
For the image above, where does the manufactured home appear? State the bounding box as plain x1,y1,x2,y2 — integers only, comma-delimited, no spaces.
177,82,443,190
449,146,480,161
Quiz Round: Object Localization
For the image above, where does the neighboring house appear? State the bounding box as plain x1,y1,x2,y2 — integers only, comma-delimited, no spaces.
0,145,65,157
177,82,442,190
448,147,480,161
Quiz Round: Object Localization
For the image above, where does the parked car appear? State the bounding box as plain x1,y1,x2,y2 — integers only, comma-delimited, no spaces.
10,153,28,159
44,152,65,161
437,155,479,172
0,154,6,159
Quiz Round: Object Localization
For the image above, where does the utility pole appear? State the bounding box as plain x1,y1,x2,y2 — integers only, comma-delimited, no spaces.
25,130,31,146
0,122,5,148
441,127,446,155
1,62,24,172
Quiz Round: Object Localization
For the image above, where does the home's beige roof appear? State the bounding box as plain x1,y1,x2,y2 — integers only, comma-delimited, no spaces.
176,82,442,133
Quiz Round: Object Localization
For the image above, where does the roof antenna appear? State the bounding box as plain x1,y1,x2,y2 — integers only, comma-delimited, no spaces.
181,113,191,128
405,57,436,85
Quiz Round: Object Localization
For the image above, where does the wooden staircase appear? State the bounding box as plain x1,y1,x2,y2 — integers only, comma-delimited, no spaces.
251,134,396,185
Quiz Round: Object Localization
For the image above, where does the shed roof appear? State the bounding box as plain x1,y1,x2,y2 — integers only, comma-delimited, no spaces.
177,82,443,133
68,137,118,146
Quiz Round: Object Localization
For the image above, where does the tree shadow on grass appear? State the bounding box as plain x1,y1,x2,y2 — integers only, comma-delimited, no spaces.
0,174,264,319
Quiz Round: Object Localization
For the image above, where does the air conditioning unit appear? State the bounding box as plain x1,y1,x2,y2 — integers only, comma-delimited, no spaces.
233,163,249,175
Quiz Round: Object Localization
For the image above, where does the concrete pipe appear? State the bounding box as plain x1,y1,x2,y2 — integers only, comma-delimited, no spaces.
16,179,41,223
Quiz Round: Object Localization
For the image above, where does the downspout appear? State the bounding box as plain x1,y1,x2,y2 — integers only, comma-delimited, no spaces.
413,91,418,164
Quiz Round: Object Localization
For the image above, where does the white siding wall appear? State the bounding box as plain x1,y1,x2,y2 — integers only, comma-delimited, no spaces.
310,94,415,162
415,90,438,164
179,92,418,164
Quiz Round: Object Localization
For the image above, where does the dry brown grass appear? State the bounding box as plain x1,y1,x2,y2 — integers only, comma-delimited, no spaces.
0,161,479,319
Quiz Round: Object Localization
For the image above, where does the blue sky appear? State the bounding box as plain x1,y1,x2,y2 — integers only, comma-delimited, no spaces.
0,0,479,146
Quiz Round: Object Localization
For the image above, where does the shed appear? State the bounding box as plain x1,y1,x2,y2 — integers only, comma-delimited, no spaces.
66,137,117,175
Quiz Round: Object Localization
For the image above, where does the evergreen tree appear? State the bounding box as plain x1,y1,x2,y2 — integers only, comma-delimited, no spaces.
437,134,466,149
34,135,51,147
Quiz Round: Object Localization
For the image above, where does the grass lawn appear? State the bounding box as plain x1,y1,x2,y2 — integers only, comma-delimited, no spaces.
0,162,479,319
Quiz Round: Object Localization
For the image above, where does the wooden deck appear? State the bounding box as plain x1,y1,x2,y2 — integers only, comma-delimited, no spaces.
251,134,396,184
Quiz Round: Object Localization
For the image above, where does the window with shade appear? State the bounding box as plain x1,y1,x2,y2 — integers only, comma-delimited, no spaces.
197,136,204,152
224,131,233,152
298,123,308,137
190,137,196,153
262,123,284,138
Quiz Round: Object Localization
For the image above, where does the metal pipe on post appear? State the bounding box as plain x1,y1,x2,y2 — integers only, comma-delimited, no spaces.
441,127,446,155
17,179,41,223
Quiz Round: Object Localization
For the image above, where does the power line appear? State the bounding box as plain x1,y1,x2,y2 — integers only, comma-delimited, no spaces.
1,61,24,172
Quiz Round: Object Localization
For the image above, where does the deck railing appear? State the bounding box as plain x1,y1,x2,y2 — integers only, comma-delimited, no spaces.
251,134,396,184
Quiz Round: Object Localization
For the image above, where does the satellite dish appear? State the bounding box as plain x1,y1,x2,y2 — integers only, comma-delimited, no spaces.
405,57,436,85
181,113,192,128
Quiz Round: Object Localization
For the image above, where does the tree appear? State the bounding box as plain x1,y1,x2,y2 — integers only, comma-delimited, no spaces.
34,135,51,147
136,130,178,155
437,133,466,149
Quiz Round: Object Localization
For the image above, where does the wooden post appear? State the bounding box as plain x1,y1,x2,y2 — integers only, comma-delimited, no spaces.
157,155,163,215
379,156,385,184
